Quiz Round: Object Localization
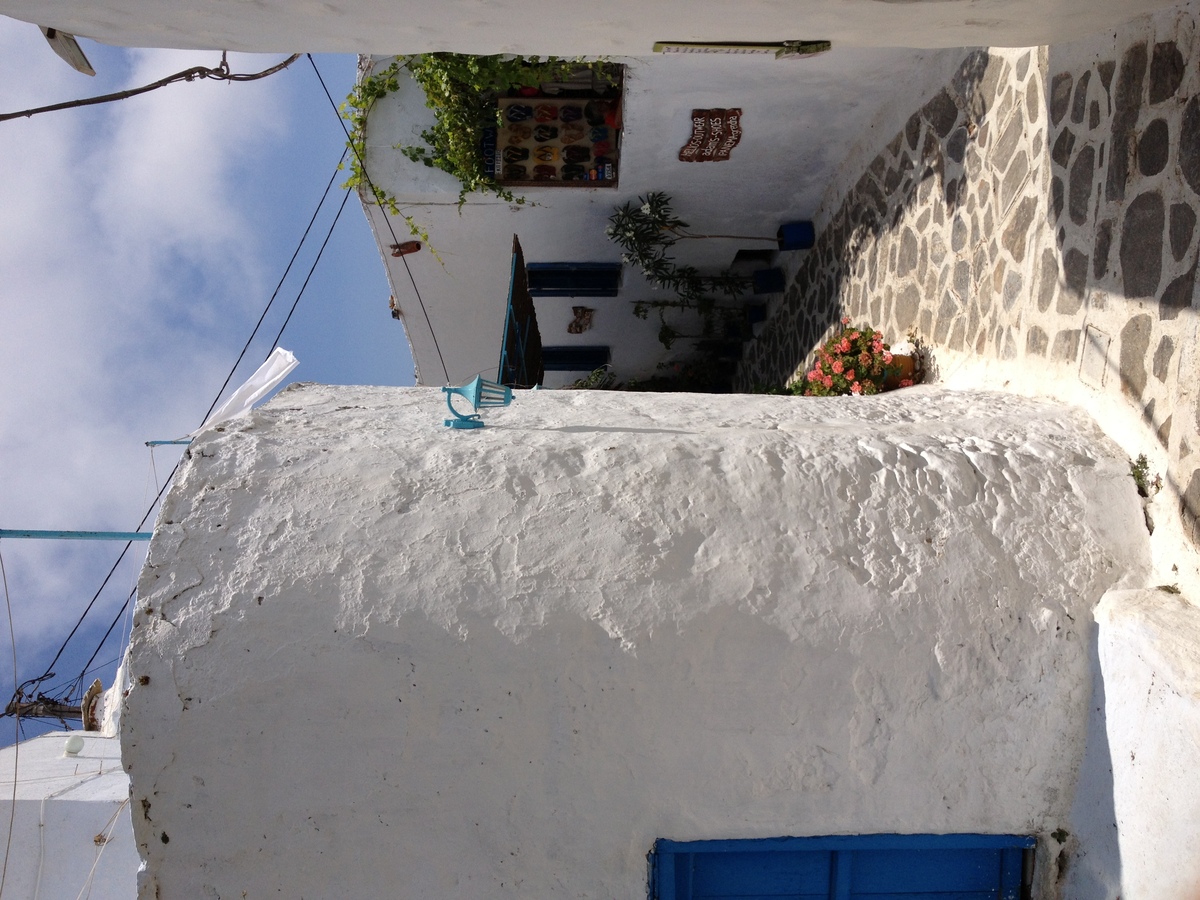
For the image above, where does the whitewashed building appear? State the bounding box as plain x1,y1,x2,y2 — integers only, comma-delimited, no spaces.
360,47,973,388
118,384,1200,900
0,729,139,899
0,0,1181,56
4,2,1200,898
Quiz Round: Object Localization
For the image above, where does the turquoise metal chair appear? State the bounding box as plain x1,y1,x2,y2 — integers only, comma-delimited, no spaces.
442,376,513,429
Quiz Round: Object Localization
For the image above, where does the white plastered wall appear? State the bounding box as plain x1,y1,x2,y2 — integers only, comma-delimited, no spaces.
1,0,1182,54
364,48,968,385
1062,589,1200,900
124,384,1151,898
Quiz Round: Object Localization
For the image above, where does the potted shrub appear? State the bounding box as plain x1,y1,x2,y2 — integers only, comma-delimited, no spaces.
798,319,920,396
607,192,789,347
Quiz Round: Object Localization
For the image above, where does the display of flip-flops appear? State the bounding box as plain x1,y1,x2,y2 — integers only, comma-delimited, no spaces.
495,97,619,185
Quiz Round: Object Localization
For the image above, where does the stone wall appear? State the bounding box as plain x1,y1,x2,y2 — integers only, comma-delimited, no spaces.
735,46,1049,382
736,2,1200,549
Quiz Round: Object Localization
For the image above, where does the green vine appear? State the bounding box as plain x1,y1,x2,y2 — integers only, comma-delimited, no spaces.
402,53,613,206
341,58,429,243
341,53,614,238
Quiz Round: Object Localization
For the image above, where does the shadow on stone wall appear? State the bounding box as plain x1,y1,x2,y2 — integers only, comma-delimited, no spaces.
735,48,1040,388
736,4,1200,549
1043,29,1200,548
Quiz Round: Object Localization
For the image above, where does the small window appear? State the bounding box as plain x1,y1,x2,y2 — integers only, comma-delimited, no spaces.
541,346,610,371
650,834,1034,900
489,65,623,188
527,263,621,297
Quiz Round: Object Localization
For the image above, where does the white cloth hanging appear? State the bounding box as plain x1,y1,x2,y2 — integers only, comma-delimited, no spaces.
189,347,299,437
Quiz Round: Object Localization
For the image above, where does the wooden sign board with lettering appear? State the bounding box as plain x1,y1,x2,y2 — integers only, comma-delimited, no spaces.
679,108,743,162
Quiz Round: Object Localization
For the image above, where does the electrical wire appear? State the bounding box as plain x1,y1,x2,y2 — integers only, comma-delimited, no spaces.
198,147,348,425
0,53,301,124
36,656,122,704
268,184,351,353
306,53,452,384
8,148,351,715
58,176,352,698
68,588,136,702
63,152,350,690
73,797,130,900
0,545,20,900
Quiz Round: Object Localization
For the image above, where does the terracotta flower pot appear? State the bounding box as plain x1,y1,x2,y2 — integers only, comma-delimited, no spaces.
883,354,916,390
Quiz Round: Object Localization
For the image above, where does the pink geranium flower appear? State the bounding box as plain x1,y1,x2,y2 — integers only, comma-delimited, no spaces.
799,321,917,397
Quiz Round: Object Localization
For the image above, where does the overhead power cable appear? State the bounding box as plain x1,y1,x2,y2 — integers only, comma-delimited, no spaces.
5,145,351,717
0,547,20,899
268,186,351,353
50,158,349,705
199,147,348,424
306,52,452,384
0,52,301,124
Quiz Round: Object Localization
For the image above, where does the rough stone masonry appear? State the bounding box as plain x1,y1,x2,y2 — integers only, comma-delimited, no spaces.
737,2,1200,549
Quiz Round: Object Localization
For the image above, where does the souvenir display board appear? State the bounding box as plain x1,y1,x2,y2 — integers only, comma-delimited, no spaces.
492,96,621,187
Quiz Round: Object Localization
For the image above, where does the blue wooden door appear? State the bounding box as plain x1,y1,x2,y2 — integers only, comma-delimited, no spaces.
652,835,1033,900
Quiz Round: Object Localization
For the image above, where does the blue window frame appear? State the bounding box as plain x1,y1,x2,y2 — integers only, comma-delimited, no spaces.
650,834,1035,900
526,262,622,297
541,345,611,372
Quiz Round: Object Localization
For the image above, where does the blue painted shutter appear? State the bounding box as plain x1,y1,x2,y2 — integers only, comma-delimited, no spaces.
541,346,611,371
526,263,621,296
652,835,1033,900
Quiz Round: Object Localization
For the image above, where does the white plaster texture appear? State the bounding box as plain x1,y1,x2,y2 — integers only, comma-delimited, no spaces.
0,0,1181,54
124,384,1149,899
1093,588,1200,900
0,732,139,899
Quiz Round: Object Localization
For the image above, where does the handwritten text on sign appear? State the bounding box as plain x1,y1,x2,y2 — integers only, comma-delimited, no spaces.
679,108,743,162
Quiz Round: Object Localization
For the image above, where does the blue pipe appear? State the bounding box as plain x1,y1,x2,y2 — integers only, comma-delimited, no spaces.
145,440,192,446
0,529,153,542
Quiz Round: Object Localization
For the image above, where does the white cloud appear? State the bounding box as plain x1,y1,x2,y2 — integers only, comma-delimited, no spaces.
0,23,300,686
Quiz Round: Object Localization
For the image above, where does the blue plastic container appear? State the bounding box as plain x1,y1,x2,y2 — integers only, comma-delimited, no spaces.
777,221,816,251
752,267,787,295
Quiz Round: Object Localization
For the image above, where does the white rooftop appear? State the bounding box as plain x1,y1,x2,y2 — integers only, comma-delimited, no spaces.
0,731,137,899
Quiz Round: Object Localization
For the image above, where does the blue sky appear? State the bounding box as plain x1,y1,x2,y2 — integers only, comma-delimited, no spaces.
0,17,412,739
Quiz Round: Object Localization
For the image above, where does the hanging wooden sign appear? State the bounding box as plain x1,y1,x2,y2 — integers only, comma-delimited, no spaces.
653,40,831,59
679,108,742,162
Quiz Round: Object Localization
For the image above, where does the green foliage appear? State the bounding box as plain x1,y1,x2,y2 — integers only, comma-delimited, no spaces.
607,192,751,349
607,192,750,335
1129,453,1162,498
567,354,735,393
343,54,611,210
634,355,735,392
340,58,430,243
568,365,617,390
402,54,611,207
